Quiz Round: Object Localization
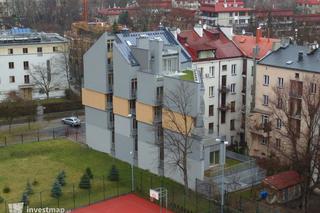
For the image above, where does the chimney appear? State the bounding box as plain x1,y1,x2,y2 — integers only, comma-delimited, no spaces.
298,51,303,61
256,27,262,44
194,23,203,37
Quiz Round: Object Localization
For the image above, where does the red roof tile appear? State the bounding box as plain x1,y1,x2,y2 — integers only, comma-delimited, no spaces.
263,171,303,190
178,28,243,61
296,0,320,5
254,9,294,17
233,35,279,59
200,2,251,13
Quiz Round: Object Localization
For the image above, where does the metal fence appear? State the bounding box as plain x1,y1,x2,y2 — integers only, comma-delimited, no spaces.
226,150,252,162
0,126,85,147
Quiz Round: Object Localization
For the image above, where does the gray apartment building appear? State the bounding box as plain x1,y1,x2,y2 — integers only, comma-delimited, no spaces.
82,28,221,189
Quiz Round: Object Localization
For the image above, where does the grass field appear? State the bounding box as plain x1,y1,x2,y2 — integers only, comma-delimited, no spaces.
0,139,133,211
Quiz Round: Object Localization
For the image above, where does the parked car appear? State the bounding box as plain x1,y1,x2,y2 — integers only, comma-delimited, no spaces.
61,117,81,127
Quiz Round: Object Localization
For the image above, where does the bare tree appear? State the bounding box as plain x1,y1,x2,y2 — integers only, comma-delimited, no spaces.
256,76,320,212
55,44,71,90
28,60,63,99
162,82,196,194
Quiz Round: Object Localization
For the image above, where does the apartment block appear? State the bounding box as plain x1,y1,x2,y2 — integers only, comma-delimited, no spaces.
247,43,320,159
0,28,69,101
83,28,221,189
177,24,244,147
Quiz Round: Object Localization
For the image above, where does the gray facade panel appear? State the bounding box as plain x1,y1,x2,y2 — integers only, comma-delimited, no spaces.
85,106,108,128
115,133,134,164
84,34,109,93
137,71,158,105
138,140,159,174
137,122,156,144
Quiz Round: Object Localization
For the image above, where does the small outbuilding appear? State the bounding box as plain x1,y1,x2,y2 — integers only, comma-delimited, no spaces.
262,170,303,204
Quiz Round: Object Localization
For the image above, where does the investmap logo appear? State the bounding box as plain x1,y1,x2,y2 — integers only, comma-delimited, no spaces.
8,203,70,213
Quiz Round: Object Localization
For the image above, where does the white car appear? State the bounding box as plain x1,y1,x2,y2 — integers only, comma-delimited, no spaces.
61,117,81,127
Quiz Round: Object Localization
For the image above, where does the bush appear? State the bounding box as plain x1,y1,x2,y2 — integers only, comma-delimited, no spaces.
32,180,39,186
51,180,62,198
57,174,66,186
108,165,119,182
86,167,93,179
42,100,83,113
0,195,4,203
3,186,10,193
79,173,91,189
20,191,29,206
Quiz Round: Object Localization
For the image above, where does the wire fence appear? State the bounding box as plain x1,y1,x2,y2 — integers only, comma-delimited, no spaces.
0,126,85,147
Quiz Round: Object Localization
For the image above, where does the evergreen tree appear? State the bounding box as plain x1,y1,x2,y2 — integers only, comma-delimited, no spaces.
79,173,91,189
25,181,33,195
51,180,62,198
57,172,66,186
85,167,93,179
60,170,66,178
108,165,119,182
20,191,29,206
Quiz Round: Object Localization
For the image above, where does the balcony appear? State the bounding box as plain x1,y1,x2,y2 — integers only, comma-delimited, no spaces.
130,107,136,116
130,89,137,100
219,85,230,94
153,113,162,125
290,113,301,120
218,104,229,111
131,128,137,137
107,84,113,93
289,92,302,99
106,101,113,110
107,120,114,130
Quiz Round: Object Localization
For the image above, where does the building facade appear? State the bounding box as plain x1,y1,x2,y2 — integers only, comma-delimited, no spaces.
82,28,223,189
177,24,244,147
247,43,320,159
0,28,69,101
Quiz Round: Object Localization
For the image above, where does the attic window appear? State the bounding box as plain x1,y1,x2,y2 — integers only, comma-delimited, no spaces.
198,50,215,59
286,60,293,65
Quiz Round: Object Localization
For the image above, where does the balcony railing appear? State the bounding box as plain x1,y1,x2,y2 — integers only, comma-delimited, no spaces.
106,101,113,110
219,85,230,94
155,95,163,106
218,104,229,111
153,113,162,125
131,128,137,137
107,84,113,93
107,120,114,129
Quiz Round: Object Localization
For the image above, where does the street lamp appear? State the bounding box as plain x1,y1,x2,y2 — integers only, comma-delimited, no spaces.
216,138,228,213
130,151,134,192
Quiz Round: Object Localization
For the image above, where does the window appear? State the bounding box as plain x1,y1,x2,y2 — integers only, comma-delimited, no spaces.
230,101,235,112
209,66,215,77
107,40,113,52
261,137,268,145
263,75,269,86
231,64,236,75
209,105,214,116
208,122,214,134
295,73,299,79
276,118,282,129
263,95,269,106
24,75,30,84
278,77,284,88
310,83,317,94
9,76,15,83
277,98,283,109
230,83,236,93
229,20,233,24
231,136,234,145
209,86,215,97
222,65,227,71
23,61,29,70
37,47,42,53
53,46,58,52
229,12,233,17
23,48,28,54
8,62,14,69
8,48,13,54
262,115,269,126
210,151,219,164
276,138,281,148
230,119,235,130
200,67,204,78
251,66,254,76
221,111,226,124
107,57,112,65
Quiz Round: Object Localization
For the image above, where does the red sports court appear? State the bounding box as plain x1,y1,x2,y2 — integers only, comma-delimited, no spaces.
72,194,173,213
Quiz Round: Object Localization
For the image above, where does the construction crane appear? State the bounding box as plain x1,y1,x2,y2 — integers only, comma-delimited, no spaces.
82,0,89,22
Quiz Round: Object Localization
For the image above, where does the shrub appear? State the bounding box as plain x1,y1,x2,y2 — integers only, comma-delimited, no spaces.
25,181,33,195
32,180,39,186
86,167,93,179
79,173,91,189
3,186,10,193
57,172,66,186
51,180,62,198
0,195,4,203
108,165,119,182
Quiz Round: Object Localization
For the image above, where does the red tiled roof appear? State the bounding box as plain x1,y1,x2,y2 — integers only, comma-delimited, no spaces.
254,9,294,17
200,3,251,13
296,0,320,5
139,0,172,9
178,28,243,61
263,171,303,190
233,35,279,59
171,7,197,16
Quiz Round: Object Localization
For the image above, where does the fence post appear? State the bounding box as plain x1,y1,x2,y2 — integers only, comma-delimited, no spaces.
52,129,55,139
117,180,119,196
73,184,75,209
140,170,143,192
57,198,60,208
103,176,106,199
40,191,43,208
21,134,23,144
37,130,40,142
4,136,7,146
195,179,199,213
76,131,78,141
88,189,91,205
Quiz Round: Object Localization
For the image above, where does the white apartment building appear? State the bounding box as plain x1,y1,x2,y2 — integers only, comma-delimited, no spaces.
0,28,69,101
177,24,245,147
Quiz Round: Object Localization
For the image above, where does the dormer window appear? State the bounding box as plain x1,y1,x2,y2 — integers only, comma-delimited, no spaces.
198,50,215,59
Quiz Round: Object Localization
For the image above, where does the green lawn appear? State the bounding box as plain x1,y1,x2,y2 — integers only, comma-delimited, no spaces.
0,140,133,211
0,123,41,138
180,70,194,81
225,158,241,168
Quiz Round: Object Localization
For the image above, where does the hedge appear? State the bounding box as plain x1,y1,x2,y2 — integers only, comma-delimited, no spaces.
0,101,37,119
42,100,83,113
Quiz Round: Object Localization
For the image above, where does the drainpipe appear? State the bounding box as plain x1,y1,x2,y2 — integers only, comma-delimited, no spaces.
217,60,221,136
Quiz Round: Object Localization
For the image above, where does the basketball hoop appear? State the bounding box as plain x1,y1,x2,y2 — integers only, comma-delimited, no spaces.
149,187,168,213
